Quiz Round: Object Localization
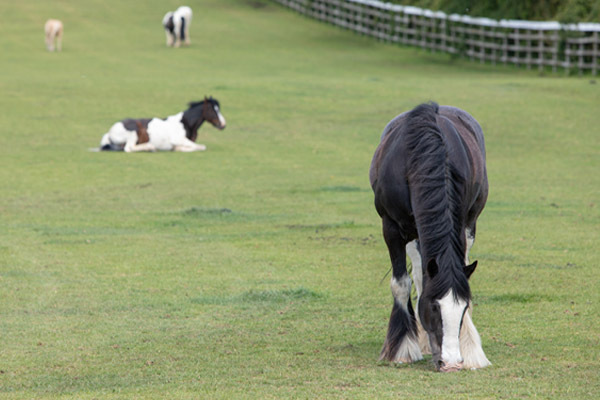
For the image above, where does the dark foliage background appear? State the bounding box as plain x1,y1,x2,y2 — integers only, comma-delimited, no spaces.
386,0,600,22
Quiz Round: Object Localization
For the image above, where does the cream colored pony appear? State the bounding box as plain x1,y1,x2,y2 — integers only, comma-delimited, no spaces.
44,19,63,52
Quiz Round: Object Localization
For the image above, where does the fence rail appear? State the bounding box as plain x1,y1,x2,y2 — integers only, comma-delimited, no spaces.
273,0,600,75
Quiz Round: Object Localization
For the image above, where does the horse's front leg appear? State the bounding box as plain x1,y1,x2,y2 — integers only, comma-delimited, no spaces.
459,305,491,369
406,240,431,355
165,31,174,47
124,137,156,152
173,35,181,48
459,225,491,369
173,137,206,152
379,217,422,364
464,226,476,264
125,143,157,152
45,33,54,51
184,27,191,45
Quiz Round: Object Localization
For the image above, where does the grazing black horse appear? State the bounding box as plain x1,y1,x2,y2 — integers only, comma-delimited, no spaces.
370,102,491,372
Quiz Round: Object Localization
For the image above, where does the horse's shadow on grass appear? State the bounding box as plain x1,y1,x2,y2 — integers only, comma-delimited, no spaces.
382,357,434,372
332,341,435,371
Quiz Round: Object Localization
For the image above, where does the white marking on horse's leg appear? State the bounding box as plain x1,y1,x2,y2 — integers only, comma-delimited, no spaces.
184,27,191,45
405,240,429,353
139,143,156,152
465,228,474,264
125,142,156,152
439,290,467,368
390,275,411,311
173,138,206,152
406,240,422,297
392,334,423,364
389,275,423,363
415,313,431,354
165,31,173,47
460,304,491,369
173,144,206,152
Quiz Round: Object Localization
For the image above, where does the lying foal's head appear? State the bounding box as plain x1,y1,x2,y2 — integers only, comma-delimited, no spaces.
189,96,226,130
182,97,226,142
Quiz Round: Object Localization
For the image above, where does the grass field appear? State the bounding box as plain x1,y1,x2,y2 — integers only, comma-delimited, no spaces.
1,0,599,398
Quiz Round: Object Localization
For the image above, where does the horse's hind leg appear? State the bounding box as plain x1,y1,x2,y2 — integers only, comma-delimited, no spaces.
184,24,191,45
406,240,431,355
379,217,422,363
124,141,156,152
184,28,191,45
465,226,476,264
45,32,54,51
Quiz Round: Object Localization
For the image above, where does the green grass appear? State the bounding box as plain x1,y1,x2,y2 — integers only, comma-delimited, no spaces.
1,0,599,398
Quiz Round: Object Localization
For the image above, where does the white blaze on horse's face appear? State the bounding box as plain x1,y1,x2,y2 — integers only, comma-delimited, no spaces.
214,105,226,129
438,290,468,371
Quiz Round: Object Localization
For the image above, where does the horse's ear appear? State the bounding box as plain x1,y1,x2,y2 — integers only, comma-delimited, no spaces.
204,95,208,101
427,259,438,278
464,260,478,279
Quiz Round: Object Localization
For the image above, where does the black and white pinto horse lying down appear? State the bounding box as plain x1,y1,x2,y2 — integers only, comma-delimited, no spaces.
162,6,192,47
99,97,226,152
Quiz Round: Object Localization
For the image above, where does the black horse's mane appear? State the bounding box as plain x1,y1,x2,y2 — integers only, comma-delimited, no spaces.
403,102,470,301
188,97,219,109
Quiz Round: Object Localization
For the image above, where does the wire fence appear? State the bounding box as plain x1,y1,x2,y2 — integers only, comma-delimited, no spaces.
273,0,600,75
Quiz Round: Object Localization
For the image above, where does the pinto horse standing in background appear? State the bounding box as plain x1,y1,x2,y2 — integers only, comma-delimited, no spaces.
162,6,193,47
370,102,491,372
44,19,63,52
100,97,226,152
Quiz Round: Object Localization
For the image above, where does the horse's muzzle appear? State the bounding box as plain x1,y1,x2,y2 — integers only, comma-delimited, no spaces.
438,361,464,373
